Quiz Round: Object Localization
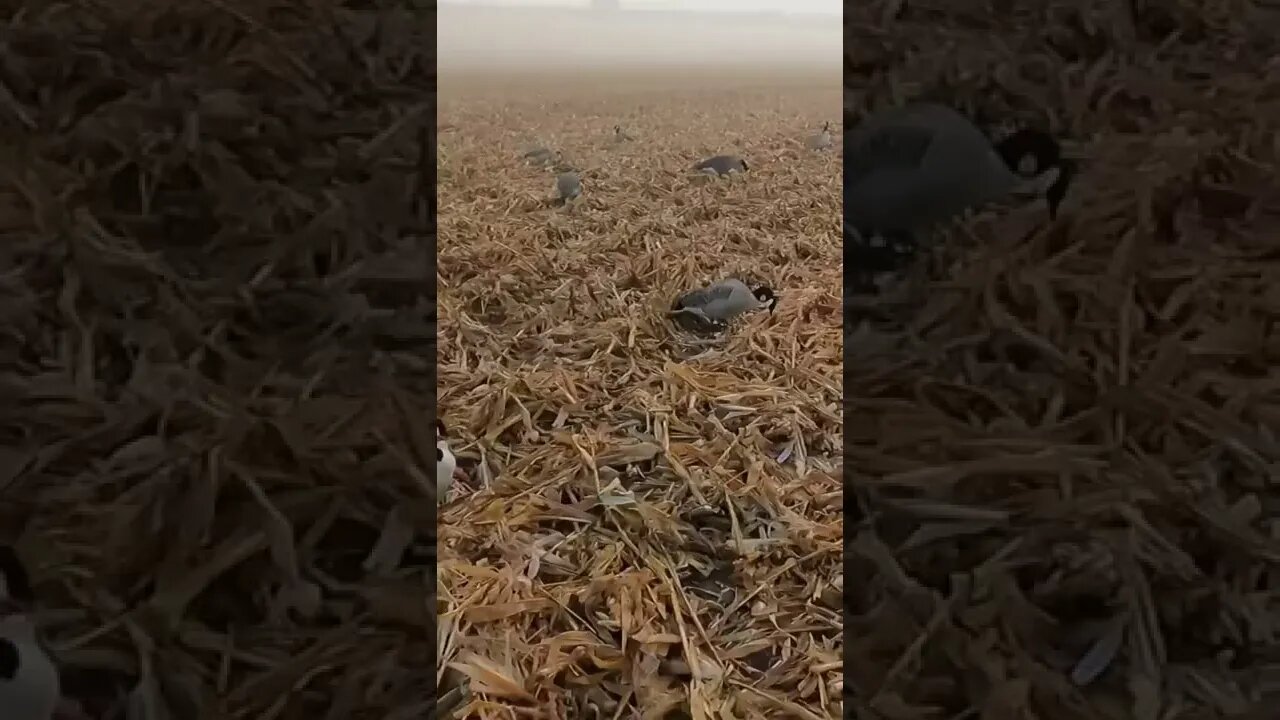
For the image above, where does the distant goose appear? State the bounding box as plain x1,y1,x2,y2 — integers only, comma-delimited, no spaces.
614,125,634,142
555,171,582,205
522,147,558,167
669,279,777,332
437,420,467,503
806,121,833,150
693,154,749,177
845,103,1075,276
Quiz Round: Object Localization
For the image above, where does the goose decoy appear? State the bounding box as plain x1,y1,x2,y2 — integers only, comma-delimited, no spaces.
845,103,1075,275
522,147,558,167
806,121,833,150
669,279,777,331
554,171,582,205
693,155,749,177
437,420,467,503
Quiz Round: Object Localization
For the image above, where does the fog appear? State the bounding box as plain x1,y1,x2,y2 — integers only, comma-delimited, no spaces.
437,5,840,72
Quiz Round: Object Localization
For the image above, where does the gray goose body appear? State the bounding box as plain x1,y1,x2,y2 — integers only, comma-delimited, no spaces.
555,172,582,203
523,147,557,167
806,122,833,150
671,279,777,330
844,103,1074,279
846,104,1023,233
694,154,748,176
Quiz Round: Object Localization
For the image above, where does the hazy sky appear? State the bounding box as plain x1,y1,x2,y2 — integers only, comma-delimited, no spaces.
439,0,841,71
440,0,841,14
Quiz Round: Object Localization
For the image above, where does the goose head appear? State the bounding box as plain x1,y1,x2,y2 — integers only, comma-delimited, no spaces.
994,128,1074,219
753,286,778,313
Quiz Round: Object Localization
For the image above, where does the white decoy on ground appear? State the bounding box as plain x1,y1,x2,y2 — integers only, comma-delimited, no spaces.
437,420,467,503
669,278,778,332
806,121,833,150
844,103,1075,278
693,154,749,177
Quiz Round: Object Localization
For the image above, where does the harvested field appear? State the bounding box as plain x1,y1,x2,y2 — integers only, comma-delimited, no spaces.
0,1,431,717
847,1,1280,718
436,68,843,717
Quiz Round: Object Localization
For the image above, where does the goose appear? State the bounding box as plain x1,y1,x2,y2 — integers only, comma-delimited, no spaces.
613,125,633,142
522,147,558,167
669,279,777,331
437,420,467,503
555,171,582,205
845,103,1075,273
806,121,833,150
693,155,749,177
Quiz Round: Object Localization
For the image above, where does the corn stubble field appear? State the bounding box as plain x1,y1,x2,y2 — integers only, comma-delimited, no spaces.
0,1,432,718
436,69,843,717
847,1,1280,718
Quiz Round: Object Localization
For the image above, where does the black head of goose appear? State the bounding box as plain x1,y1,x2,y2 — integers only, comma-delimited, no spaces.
844,103,1075,265
995,127,1077,216
669,278,777,331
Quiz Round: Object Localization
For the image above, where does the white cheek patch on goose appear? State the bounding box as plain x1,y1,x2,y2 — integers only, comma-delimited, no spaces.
437,440,457,498
0,616,60,720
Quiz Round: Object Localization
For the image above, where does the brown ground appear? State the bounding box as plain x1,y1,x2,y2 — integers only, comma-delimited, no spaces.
437,67,842,717
0,1,431,718
847,1,1280,719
